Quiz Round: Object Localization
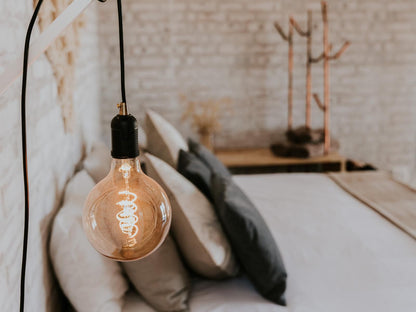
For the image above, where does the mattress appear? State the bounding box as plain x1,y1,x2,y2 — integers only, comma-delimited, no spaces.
124,277,287,312
124,173,416,312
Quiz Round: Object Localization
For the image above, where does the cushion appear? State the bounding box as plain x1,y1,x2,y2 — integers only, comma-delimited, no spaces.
50,171,128,312
145,153,238,279
83,140,149,183
123,291,156,312
83,141,112,183
145,110,188,167
211,174,287,305
138,125,148,150
177,149,213,200
122,235,190,312
188,138,231,179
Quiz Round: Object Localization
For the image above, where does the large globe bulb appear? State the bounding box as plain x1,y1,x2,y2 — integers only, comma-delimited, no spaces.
83,156,171,261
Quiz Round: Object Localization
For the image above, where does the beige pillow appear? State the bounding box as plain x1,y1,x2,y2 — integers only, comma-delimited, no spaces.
122,236,190,312
83,141,112,183
145,153,239,279
123,291,156,312
50,171,128,312
83,140,148,184
145,110,188,168
138,125,148,151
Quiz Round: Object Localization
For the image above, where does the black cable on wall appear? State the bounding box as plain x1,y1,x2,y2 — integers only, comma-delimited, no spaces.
20,1,45,311
19,0,125,310
117,0,127,106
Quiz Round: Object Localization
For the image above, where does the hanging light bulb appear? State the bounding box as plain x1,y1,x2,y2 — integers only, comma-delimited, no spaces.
83,103,171,261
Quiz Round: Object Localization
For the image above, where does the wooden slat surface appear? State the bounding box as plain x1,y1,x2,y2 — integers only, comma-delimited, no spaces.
329,171,416,240
215,147,345,168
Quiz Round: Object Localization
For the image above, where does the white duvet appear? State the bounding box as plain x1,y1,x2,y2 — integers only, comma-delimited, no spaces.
124,173,416,312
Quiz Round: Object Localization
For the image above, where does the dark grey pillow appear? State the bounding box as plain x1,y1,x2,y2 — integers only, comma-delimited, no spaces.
177,149,213,200
188,139,231,179
211,174,287,306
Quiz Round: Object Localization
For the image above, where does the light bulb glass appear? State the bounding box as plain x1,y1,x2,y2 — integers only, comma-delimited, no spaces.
83,157,171,261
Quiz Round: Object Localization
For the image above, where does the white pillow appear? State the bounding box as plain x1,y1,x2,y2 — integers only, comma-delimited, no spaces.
50,170,128,312
83,141,112,183
145,110,188,168
138,125,148,151
122,235,190,311
145,153,239,279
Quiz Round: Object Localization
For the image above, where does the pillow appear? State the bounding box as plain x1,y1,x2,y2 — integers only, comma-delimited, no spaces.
188,138,231,179
145,153,238,279
138,125,148,151
211,174,287,306
177,149,213,201
83,141,111,183
122,235,190,312
145,110,188,167
123,291,157,312
50,171,128,312
83,140,148,183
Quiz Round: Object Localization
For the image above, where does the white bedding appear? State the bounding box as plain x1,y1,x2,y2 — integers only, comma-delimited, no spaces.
124,277,286,312
124,173,416,312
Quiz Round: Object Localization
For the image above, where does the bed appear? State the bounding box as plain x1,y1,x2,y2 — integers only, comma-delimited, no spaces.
123,173,416,312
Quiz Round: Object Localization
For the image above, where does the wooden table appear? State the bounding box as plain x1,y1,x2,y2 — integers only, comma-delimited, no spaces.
215,148,346,174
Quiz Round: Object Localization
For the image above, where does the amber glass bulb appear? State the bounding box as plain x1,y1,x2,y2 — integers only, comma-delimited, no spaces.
83,157,171,261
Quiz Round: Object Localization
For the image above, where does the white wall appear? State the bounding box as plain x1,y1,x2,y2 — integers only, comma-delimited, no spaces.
98,0,416,185
0,1,101,311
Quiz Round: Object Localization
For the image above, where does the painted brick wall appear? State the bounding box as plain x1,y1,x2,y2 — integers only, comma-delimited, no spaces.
0,1,101,311
99,0,416,185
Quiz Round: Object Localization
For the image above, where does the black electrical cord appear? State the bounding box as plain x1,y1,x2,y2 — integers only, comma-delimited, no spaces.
19,0,125,311
20,1,45,311
117,0,127,107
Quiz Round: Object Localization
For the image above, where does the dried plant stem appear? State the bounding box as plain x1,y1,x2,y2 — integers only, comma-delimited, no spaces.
288,23,294,130
274,20,294,130
323,1,330,154
305,11,312,129
180,95,232,150
291,11,312,128
329,41,350,60
313,93,325,110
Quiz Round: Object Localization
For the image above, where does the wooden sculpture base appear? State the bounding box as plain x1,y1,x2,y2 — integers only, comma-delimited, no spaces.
270,140,339,158
271,126,339,158
286,126,324,144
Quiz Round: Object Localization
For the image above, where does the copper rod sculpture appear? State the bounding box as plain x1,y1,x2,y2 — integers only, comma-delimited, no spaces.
313,1,350,154
274,19,294,130
273,2,350,158
290,11,313,129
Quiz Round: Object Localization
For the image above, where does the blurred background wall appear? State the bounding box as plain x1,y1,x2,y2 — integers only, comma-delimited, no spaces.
98,0,416,184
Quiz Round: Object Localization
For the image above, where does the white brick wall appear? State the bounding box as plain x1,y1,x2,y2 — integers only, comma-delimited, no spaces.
0,1,101,311
99,0,416,185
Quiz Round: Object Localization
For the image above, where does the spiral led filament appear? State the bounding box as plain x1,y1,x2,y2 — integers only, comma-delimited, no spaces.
116,162,139,247
116,190,139,239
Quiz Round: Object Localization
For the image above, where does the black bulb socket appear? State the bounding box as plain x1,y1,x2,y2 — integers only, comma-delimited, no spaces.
111,114,140,159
